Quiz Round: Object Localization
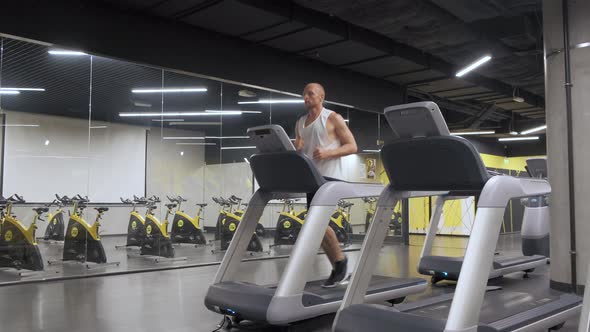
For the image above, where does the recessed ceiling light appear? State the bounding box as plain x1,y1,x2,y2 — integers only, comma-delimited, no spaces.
456,55,492,77
238,99,303,104
520,125,546,135
131,88,207,94
0,88,45,92
119,112,237,117
450,130,495,136
498,136,539,142
220,146,257,150
0,91,20,95
48,50,88,56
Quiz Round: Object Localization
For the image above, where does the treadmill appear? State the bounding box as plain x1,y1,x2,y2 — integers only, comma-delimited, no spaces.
581,264,590,332
204,125,428,325
418,194,547,284
521,158,550,257
333,101,582,332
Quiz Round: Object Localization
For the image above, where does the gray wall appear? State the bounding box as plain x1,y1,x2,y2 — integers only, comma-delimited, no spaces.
544,0,590,290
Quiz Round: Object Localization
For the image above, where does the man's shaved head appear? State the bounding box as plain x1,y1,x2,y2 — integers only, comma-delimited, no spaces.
303,83,326,111
304,83,325,98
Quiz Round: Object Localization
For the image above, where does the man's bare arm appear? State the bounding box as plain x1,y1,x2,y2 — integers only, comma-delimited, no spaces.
313,113,357,160
294,118,304,150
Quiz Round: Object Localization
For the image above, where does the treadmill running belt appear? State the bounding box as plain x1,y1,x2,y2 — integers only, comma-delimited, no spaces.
405,290,574,325
301,275,426,306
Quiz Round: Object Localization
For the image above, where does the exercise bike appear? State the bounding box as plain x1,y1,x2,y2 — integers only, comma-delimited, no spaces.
43,196,66,241
140,196,175,258
120,196,147,247
0,195,47,271
58,194,109,263
273,199,307,246
229,195,265,237
330,200,353,244
212,196,263,252
167,195,207,245
363,196,402,236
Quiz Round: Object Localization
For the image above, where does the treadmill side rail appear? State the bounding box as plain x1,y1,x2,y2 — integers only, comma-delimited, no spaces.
212,190,272,283
581,264,590,332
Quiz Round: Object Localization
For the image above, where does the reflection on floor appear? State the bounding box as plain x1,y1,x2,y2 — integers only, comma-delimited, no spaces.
0,234,581,332
0,234,362,284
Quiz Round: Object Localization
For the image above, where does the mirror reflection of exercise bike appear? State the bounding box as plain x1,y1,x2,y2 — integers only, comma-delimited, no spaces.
167,195,207,245
119,196,147,248
43,196,66,241
211,196,263,252
273,199,307,246
330,200,353,245
362,197,402,236
57,194,109,264
140,196,175,258
0,194,47,271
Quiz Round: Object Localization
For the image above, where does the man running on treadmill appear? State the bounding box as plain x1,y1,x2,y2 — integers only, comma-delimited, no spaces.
294,83,358,288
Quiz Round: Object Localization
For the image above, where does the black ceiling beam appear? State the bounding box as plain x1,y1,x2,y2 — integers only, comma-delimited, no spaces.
468,104,498,129
405,76,451,87
381,68,431,79
237,0,545,108
448,92,501,101
238,18,291,38
295,38,347,55
426,85,479,94
172,0,224,20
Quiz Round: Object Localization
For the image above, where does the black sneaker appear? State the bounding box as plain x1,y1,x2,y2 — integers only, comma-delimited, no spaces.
322,257,348,288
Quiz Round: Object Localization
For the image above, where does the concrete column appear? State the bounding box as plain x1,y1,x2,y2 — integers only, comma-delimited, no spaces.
543,0,590,292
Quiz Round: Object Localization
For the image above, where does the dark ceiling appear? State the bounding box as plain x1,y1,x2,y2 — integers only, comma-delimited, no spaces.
0,0,548,163
94,0,546,133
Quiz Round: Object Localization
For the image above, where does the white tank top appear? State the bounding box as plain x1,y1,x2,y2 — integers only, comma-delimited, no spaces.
297,107,345,179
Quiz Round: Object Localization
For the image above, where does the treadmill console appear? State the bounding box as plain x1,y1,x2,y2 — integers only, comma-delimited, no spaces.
525,157,548,178
247,125,295,153
384,101,450,139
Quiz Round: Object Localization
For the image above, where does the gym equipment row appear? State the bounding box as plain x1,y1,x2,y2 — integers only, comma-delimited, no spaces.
211,195,264,253
205,104,573,332
362,196,402,235
0,193,119,274
273,199,354,247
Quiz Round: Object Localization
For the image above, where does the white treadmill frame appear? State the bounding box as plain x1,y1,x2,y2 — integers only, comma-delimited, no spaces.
337,175,580,332
420,194,547,280
211,181,429,325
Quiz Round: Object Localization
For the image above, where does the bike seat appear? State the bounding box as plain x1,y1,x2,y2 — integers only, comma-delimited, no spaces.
196,203,208,207
95,207,109,213
33,207,49,214
165,203,177,209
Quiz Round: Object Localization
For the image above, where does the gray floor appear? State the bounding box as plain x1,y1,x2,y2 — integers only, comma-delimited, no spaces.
0,234,581,332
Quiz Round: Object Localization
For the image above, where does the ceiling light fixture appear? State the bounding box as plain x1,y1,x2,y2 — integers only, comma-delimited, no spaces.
169,121,221,125
44,140,50,146
1,124,40,127
0,91,20,95
455,55,492,77
119,112,236,117
575,42,590,49
152,119,184,122
90,126,108,129
450,130,495,136
362,149,381,153
220,146,257,150
205,110,262,114
162,136,205,140
175,142,217,146
0,88,45,92
131,88,207,94
498,136,539,142
206,136,249,139
48,50,88,56
520,124,547,135
133,101,152,108
238,99,304,104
